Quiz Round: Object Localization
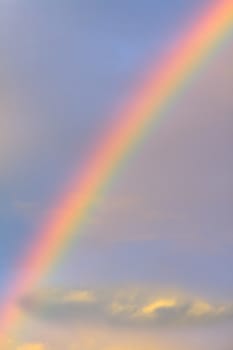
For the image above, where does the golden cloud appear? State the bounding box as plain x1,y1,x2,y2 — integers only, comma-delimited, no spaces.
17,344,45,350
141,298,177,316
62,290,96,303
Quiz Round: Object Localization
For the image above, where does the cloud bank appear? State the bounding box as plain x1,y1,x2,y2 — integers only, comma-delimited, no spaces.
20,287,233,328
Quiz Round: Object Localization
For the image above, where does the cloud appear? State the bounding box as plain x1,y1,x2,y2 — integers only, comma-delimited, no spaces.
62,290,96,303
17,344,46,350
67,327,181,350
20,287,233,328
140,298,177,315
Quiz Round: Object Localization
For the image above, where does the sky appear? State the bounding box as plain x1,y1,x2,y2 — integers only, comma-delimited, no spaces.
0,0,233,349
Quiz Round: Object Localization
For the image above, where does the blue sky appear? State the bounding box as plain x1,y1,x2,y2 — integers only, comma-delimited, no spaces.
0,0,233,349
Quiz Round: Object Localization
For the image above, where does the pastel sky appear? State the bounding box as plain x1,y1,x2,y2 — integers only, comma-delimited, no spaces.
0,0,233,349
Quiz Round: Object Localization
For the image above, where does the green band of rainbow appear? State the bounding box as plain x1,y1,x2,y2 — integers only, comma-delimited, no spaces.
0,0,232,342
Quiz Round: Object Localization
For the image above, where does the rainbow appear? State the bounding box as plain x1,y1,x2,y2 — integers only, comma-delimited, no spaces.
1,0,233,342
